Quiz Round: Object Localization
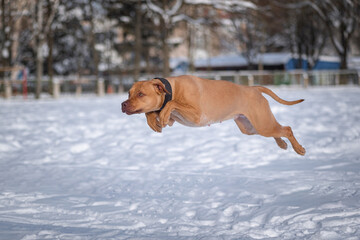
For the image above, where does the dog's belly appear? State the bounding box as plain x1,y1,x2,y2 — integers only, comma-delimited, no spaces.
170,111,200,127
170,111,221,127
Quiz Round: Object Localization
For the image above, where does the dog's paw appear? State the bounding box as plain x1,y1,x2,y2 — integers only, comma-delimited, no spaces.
295,145,306,156
159,111,170,128
146,112,162,133
153,120,163,132
150,124,162,133
148,118,162,132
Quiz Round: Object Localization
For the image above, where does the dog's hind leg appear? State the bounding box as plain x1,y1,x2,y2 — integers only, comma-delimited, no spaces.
274,137,287,150
234,114,257,135
244,103,305,155
235,115,293,152
278,126,305,155
263,122,305,155
256,119,305,155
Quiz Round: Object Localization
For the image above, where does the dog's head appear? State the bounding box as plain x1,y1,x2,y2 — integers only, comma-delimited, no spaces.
121,79,169,115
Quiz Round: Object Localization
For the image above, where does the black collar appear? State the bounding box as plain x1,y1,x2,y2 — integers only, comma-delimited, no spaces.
155,77,172,112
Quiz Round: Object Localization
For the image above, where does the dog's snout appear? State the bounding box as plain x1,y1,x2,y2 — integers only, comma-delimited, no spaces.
121,101,128,112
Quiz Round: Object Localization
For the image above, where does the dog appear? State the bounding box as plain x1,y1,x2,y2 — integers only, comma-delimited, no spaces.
122,75,305,155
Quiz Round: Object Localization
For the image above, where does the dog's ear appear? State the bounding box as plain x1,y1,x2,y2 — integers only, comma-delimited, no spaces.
152,79,170,94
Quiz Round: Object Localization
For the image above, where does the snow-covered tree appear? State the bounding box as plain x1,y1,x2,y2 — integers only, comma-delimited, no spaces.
146,0,185,76
0,0,13,68
52,0,93,75
0,0,31,69
184,0,257,69
33,0,59,99
105,0,160,79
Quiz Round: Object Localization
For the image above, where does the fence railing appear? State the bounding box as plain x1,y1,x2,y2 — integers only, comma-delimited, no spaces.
187,69,360,87
1,70,359,99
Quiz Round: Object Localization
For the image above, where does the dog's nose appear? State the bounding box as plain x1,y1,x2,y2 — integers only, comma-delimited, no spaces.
121,101,128,112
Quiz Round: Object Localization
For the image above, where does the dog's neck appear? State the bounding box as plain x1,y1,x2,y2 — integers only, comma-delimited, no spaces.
155,77,172,112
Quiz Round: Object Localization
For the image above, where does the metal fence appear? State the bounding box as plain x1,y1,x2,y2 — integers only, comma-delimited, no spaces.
1,70,359,99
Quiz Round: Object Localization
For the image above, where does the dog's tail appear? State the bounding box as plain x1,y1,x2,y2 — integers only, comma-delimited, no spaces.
254,86,304,105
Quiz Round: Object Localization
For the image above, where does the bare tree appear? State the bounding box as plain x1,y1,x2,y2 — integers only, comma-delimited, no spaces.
274,1,327,69
295,8,326,69
230,8,263,70
308,0,359,69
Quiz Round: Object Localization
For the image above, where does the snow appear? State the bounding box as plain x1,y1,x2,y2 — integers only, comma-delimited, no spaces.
185,0,257,11
1,86,360,239
348,57,360,70
2,49,9,58
195,52,295,69
146,0,182,24
195,53,248,68
194,53,345,69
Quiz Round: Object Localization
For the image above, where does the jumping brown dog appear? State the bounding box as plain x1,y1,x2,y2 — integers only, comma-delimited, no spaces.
122,75,305,155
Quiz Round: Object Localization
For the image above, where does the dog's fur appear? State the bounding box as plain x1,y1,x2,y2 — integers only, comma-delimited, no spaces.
122,75,305,155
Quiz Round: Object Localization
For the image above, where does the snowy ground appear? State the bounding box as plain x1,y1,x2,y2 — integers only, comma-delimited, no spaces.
1,86,360,240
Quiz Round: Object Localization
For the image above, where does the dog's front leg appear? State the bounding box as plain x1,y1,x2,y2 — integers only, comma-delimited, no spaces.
145,111,162,132
168,118,175,126
159,101,177,127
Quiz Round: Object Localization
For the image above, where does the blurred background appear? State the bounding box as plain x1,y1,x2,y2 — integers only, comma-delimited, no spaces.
0,0,360,99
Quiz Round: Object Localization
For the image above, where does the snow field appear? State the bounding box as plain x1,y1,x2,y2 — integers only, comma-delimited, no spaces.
0,86,360,239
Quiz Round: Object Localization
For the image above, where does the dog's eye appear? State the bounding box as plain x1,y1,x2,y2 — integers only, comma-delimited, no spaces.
138,92,144,97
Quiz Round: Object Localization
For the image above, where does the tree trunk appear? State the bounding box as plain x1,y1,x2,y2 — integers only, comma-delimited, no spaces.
161,18,170,77
47,0,54,94
0,0,12,68
48,29,54,95
340,53,347,70
187,23,195,72
205,27,211,72
89,0,99,81
145,50,151,76
12,8,22,69
0,0,6,70
36,41,43,99
297,41,303,69
133,0,142,82
35,0,44,99
339,22,348,70
161,0,170,77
